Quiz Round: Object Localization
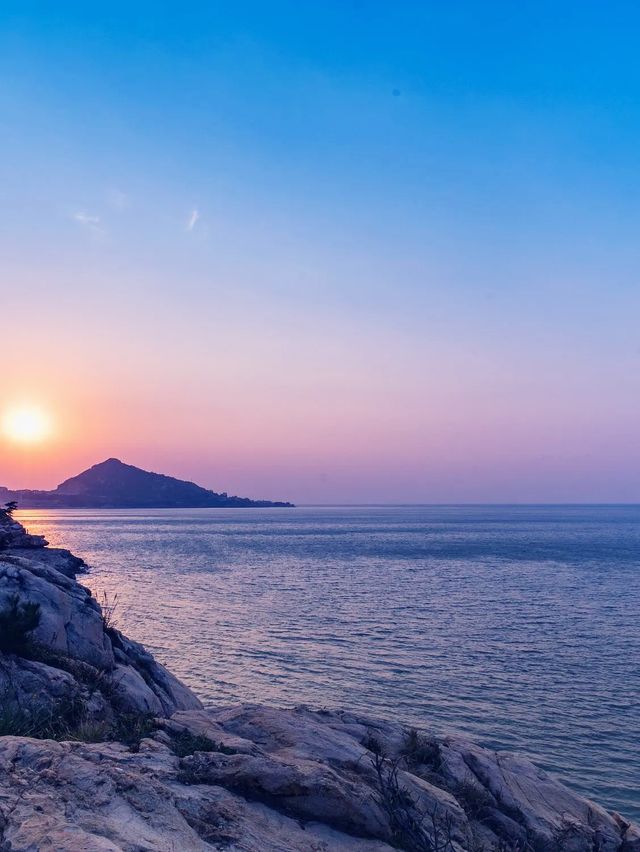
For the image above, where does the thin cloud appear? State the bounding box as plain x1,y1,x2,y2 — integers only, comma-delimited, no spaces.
73,211,104,235
186,209,200,231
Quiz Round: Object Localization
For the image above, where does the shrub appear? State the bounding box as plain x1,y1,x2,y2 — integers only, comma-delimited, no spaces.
110,712,157,751
0,703,45,737
0,683,157,747
401,728,441,770
0,508,12,550
66,718,111,743
0,692,83,740
171,729,237,758
454,781,494,819
370,741,456,852
0,595,41,653
171,730,220,757
363,732,382,754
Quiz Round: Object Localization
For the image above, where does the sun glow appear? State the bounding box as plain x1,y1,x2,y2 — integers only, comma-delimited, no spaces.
2,405,52,444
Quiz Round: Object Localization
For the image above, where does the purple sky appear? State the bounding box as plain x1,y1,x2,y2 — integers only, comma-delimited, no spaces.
1,2,639,502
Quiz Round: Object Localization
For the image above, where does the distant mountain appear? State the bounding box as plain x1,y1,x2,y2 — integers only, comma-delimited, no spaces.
0,458,294,508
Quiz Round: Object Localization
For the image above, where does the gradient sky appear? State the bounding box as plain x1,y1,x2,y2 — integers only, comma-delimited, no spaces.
1,1,639,503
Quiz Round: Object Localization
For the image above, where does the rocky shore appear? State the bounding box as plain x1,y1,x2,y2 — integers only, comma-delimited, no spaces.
0,511,638,851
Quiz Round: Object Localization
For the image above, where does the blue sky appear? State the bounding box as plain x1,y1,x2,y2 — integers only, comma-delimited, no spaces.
1,2,639,502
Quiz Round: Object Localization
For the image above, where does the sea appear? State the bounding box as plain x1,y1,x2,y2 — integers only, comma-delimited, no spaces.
17,504,640,821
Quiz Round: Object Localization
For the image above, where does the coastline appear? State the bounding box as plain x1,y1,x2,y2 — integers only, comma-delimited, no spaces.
1,511,638,852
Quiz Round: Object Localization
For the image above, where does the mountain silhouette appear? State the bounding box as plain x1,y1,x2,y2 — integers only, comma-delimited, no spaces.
0,458,293,508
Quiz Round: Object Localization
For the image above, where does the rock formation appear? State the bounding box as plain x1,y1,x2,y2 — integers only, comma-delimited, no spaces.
1,511,638,851
0,510,202,728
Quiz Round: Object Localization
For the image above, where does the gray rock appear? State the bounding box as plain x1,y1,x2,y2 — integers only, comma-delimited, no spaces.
0,552,114,669
0,736,391,851
0,705,638,851
0,655,83,720
0,516,202,726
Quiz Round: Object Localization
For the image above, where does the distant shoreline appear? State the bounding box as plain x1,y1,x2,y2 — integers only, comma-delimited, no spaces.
14,502,640,510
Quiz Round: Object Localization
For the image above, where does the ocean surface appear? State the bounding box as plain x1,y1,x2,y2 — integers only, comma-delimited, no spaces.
18,505,639,821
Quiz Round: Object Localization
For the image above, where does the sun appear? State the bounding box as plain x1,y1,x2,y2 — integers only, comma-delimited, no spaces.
2,405,52,444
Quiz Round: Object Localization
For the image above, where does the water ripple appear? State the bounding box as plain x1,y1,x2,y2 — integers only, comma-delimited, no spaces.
18,504,640,821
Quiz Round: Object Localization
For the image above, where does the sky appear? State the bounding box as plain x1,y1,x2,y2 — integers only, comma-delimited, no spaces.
0,1,639,503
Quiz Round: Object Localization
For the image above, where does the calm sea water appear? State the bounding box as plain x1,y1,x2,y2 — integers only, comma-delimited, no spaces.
17,505,640,821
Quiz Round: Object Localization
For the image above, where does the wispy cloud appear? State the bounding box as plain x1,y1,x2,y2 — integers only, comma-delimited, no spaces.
73,211,104,235
186,209,200,231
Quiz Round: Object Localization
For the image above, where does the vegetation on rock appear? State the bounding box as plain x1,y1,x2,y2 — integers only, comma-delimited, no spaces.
0,594,41,654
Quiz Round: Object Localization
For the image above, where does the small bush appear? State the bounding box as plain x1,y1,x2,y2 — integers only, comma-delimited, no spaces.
401,728,441,770
3,501,18,517
171,730,237,758
171,730,220,757
110,712,157,751
0,704,45,737
0,693,84,740
370,739,458,852
66,718,111,743
0,595,41,653
363,731,383,754
454,781,494,818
